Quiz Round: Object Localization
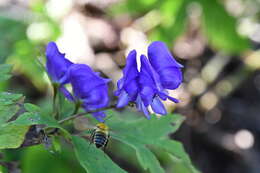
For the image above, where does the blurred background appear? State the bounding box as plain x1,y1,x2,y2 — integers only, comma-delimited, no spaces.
0,0,260,173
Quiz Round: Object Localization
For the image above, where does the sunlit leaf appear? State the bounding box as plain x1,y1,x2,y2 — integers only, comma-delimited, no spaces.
0,124,29,149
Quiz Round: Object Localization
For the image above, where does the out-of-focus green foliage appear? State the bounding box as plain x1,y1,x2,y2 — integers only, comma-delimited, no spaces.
0,1,61,90
198,0,250,53
0,64,12,82
21,145,85,173
109,0,250,53
0,17,27,64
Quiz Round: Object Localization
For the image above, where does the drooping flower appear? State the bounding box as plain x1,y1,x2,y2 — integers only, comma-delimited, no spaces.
115,50,139,108
45,42,73,84
148,41,183,90
45,42,74,100
67,64,110,122
138,55,167,118
115,41,183,119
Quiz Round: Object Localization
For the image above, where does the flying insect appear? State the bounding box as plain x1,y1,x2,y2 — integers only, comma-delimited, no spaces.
90,122,110,149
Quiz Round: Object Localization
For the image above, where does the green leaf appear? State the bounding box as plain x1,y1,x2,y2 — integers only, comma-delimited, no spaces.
0,92,23,105
0,104,20,125
105,113,185,172
6,111,70,139
0,64,12,82
0,124,29,149
108,113,185,144
154,139,200,173
24,103,41,113
72,136,127,173
9,112,59,127
0,92,23,125
199,0,250,53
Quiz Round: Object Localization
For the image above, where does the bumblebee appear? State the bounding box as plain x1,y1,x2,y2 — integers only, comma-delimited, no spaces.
90,123,110,149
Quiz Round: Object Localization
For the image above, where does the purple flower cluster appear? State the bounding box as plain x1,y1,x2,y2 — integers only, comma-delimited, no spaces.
46,42,110,122
115,41,183,119
45,41,182,121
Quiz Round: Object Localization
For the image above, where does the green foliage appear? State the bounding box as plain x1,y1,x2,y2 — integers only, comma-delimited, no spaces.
150,0,187,45
21,145,85,173
104,113,199,173
154,139,199,173
0,92,23,125
0,64,12,82
198,0,250,53
8,105,70,138
72,136,127,173
0,124,29,149
0,17,27,63
109,0,250,53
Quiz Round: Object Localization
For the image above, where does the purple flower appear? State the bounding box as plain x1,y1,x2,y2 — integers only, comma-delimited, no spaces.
45,42,74,100
115,41,183,119
68,64,110,122
115,50,139,108
148,41,183,90
46,42,73,84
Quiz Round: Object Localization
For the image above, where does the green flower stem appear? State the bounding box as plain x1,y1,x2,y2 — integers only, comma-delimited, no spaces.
72,101,81,115
58,104,117,124
52,83,59,120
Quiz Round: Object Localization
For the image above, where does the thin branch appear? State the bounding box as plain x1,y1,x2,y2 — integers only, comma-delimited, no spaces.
58,104,117,124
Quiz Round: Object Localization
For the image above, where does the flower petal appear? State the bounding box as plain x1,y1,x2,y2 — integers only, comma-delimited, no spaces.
148,41,183,70
151,97,167,115
117,91,130,108
82,85,109,110
159,67,182,89
68,64,109,99
46,42,73,83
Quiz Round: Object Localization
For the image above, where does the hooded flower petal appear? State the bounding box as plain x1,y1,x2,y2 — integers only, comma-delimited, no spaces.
68,64,110,119
150,96,167,115
115,41,183,119
46,42,73,83
115,50,139,107
68,64,109,99
148,41,183,89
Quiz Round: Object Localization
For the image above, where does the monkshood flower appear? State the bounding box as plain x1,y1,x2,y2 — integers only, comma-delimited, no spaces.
115,50,139,108
115,41,183,119
67,64,110,122
45,42,74,100
148,41,183,90
46,42,73,84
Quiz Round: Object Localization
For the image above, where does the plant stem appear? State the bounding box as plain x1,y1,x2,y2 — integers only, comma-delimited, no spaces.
58,104,117,124
72,101,81,115
52,83,59,120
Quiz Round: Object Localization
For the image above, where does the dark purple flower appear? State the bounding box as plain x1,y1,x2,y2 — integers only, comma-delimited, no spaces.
45,42,73,84
68,64,110,122
115,41,183,119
